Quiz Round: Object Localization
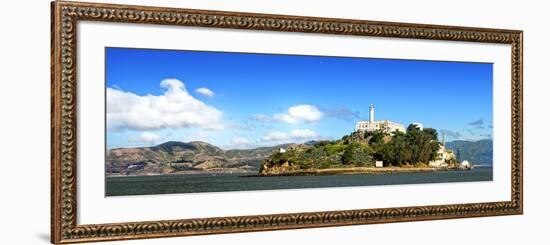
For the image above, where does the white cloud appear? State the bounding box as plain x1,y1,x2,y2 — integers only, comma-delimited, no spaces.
290,129,318,138
195,87,215,97
261,131,290,142
183,130,212,142
261,129,319,143
230,137,252,146
278,105,323,123
253,105,323,124
127,132,161,144
107,79,224,131
251,114,272,122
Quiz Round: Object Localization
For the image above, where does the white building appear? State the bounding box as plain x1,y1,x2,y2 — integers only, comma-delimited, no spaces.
429,145,455,168
428,131,456,168
411,122,423,131
460,160,471,169
355,104,406,134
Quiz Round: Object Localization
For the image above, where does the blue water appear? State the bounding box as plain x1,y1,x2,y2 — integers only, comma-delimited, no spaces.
105,166,492,196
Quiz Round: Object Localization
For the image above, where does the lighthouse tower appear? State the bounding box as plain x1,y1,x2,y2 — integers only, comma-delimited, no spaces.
369,104,375,123
355,103,405,133
442,131,446,148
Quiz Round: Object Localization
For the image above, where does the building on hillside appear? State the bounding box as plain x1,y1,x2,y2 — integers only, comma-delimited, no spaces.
355,104,406,134
428,131,456,168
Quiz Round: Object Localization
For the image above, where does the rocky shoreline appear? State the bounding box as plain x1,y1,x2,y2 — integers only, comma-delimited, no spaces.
253,166,440,177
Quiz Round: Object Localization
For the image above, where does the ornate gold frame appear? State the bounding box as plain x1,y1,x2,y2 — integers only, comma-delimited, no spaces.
51,1,523,243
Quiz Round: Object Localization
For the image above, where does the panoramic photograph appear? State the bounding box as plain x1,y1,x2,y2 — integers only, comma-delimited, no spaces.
105,47,493,196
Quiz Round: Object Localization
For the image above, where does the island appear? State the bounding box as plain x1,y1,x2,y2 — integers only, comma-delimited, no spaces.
258,104,464,176
259,126,448,176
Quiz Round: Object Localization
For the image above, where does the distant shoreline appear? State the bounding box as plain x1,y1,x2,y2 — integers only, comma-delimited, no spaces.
106,168,256,178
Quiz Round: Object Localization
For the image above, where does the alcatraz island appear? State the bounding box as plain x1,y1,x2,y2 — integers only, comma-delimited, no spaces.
258,104,472,177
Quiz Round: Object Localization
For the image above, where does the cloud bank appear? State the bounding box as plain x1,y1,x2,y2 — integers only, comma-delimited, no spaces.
468,118,484,126
127,132,162,144
195,87,215,97
107,79,224,131
440,129,461,139
230,137,252,146
261,129,319,143
323,107,360,121
253,105,323,124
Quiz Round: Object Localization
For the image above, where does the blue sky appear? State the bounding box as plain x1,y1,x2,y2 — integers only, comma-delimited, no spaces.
106,47,493,149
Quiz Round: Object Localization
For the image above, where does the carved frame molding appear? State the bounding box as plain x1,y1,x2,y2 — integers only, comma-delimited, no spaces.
51,1,523,243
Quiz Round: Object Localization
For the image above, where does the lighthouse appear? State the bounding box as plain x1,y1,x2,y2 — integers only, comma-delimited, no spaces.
355,104,405,134
369,104,375,123
442,131,446,148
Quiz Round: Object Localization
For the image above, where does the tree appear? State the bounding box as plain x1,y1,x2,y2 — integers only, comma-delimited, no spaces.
342,142,358,165
402,125,440,164
341,135,350,144
407,124,421,134
317,140,330,147
392,132,412,166
365,130,387,145
372,143,390,166
270,152,284,164
409,128,440,163
423,128,438,141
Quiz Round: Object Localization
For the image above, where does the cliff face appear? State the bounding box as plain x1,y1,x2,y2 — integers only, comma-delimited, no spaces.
106,141,293,176
259,160,297,175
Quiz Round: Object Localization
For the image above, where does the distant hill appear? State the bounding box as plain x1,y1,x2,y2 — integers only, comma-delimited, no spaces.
106,141,293,175
445,139,493,165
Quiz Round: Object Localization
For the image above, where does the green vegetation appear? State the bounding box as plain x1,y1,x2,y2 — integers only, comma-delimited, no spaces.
261,124,441,174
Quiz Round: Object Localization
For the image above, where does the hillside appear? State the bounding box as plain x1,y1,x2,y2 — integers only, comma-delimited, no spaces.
260,126,442,176
106,141,293,176
445,139,493,165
